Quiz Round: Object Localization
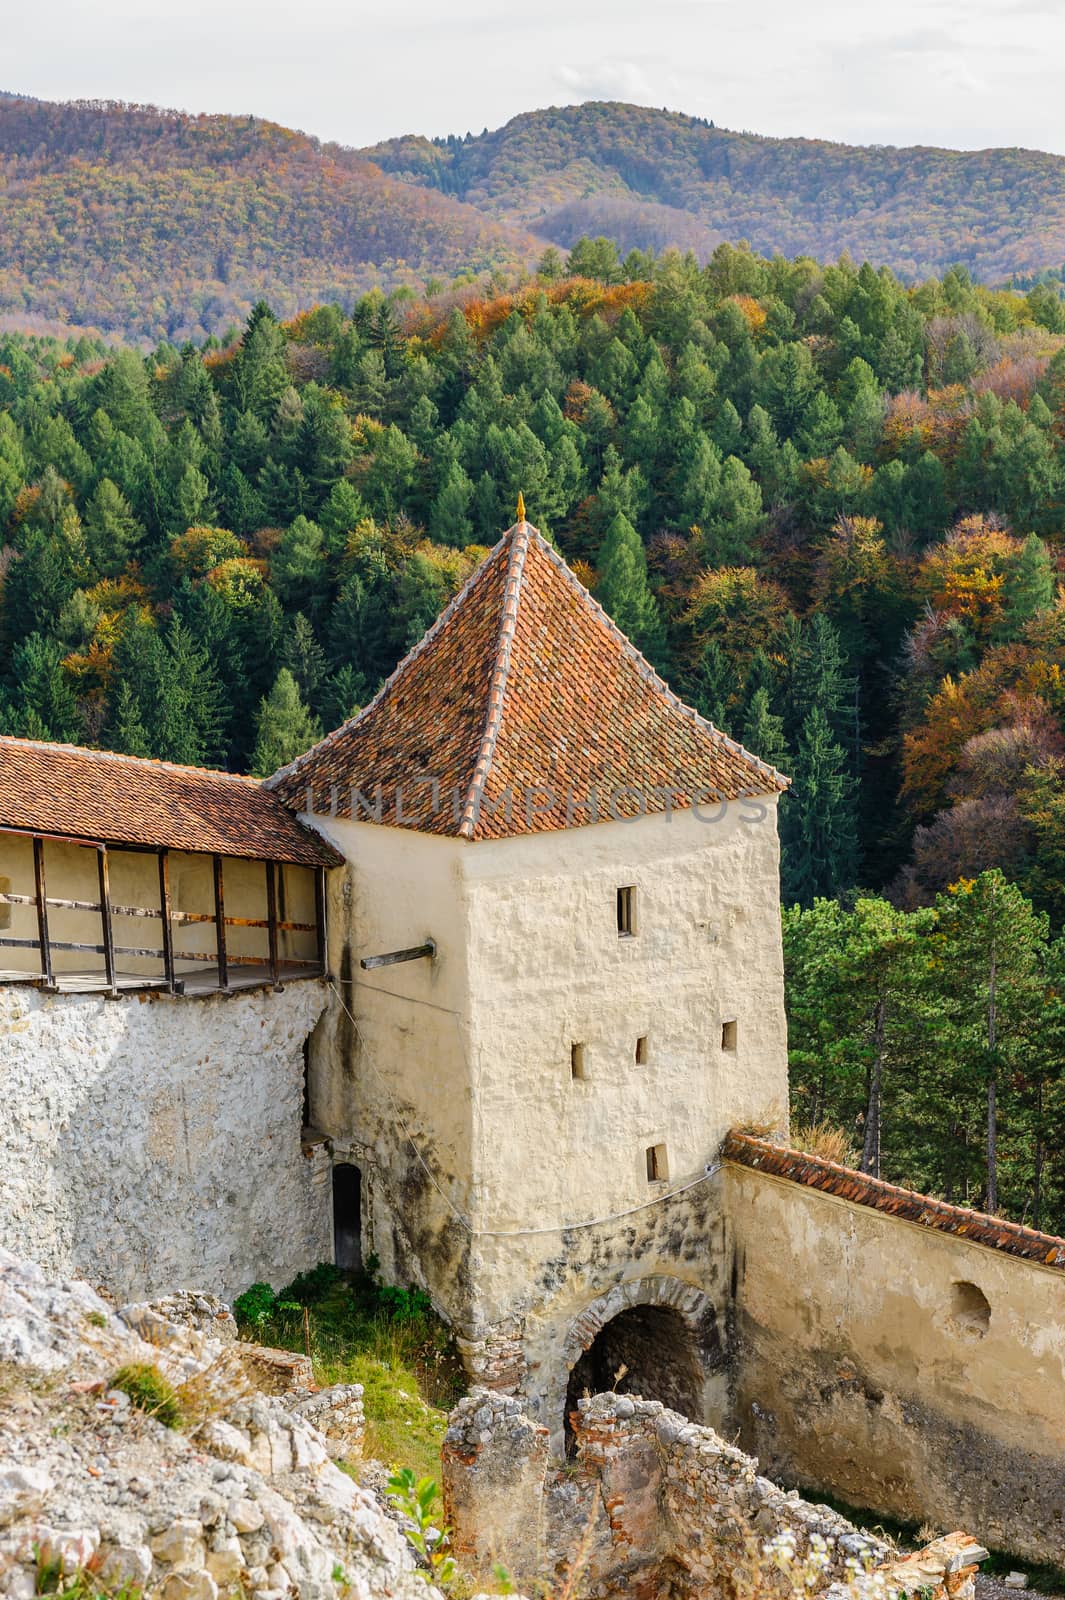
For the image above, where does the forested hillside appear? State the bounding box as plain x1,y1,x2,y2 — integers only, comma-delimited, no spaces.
364,101,1065,284
7,95,1065,346
0,98,538,343
3,240,1065,1229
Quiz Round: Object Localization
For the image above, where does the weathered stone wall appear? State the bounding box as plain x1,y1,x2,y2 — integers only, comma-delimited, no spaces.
302,800,788,1445
303,819,477,1318
444,1389,985,1600
0,982,331,1302
725,1154,1065,1565
459,800,787,1431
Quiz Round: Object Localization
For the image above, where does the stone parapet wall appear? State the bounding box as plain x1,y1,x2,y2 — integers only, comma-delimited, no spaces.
443,1389,985,1600
723,1133,1065,1269
0,983,331,1303
725,1153,1065,1565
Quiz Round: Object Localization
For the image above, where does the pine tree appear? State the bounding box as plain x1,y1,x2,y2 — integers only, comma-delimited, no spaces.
688,641,740,733
741,687,789,773
430,461,474,547
108,680,151,758
251,669,322,777
594,512,666,666
283,613,328,708
997,532,1055,641
781,707,858,907
84,478,142,577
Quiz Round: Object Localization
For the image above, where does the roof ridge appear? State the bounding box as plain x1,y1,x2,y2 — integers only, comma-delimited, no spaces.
457,519,531,839
529,534,790,792
0,733,262,786
263,522,521,801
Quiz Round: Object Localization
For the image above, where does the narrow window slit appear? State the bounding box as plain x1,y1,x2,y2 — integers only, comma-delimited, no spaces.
646,1143,668,1182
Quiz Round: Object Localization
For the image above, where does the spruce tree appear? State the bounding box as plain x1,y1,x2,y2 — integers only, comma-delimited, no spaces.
595,512,667,666
84,478,142,577
741,687,789,773
251,669,322,777
108,680,152,758
997,532,1055,641
781,706,858,906
688,641,739,733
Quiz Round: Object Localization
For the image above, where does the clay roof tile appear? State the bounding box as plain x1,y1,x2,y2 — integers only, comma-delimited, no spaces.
268,518,789,838
0,736,341,867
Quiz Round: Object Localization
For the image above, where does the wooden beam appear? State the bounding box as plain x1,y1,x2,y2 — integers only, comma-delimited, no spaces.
32,837,52,988
158,850,175,994
97,846,117,997
266,860,280,987
360,940,435,971
315,866,328,976
213,854,228,992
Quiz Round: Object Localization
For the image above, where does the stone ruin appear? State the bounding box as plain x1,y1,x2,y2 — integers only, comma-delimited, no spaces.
442,1388,990,1600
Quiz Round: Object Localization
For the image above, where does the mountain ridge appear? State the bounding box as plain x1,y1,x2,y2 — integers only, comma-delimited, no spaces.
361,100,1065,284
3,93,1065,343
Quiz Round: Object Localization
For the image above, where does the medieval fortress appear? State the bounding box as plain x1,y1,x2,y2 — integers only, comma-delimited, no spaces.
0,517,1062,1564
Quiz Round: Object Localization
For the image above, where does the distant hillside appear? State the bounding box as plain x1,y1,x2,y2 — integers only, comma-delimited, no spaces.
0,98,539,342
362,102,1065,283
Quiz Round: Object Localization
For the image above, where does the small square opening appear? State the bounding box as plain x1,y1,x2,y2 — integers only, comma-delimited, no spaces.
721,1019,738,1052
571,1042,586,1081
617,885,637,938
635,1035,648,1065
646,1143,668,1182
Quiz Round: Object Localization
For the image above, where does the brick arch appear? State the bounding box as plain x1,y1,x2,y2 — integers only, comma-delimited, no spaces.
559,1275,716,1373
544,1275,721,1450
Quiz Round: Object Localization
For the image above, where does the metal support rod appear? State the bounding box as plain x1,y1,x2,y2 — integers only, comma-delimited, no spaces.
32,836,52,987
266,860,280,987
97,846,117,997
360,939,436,971
213,854,228,992
158,850,175,994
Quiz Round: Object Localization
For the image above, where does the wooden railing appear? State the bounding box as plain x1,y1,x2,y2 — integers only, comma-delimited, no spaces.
0,832,327,996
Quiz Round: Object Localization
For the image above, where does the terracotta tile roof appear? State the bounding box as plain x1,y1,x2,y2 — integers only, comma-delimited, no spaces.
0,736,342,867
268,518,789,839
722,1131,1065,1272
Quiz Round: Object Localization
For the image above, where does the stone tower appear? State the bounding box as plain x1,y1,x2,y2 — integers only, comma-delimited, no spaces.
269,516,790,1443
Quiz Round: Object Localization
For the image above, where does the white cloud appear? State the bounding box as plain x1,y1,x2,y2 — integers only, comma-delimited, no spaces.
557,60,661,104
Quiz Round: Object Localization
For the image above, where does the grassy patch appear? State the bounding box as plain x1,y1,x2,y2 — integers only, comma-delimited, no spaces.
110,1363,182,1429
235,1263,464,1480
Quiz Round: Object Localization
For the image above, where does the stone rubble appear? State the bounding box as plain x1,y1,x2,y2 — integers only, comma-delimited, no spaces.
444,1388,989,1600
0,1248,436,1600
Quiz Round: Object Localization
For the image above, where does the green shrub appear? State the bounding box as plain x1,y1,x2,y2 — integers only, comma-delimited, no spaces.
233,1281,277,1326
278,1262,344,1304
110,1362,182,1428
377,1284,433,1322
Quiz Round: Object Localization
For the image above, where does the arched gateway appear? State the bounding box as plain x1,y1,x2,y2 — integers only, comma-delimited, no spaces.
552,1276,724,1451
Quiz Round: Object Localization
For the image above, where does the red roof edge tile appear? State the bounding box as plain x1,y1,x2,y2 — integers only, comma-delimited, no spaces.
722,1130,1065,1272
457,518,532,839
266,519,791,824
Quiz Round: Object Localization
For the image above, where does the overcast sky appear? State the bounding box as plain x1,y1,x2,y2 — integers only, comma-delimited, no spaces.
5,0,1064,156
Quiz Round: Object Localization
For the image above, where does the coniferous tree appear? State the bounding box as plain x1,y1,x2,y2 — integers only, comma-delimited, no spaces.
251,668,322,777
594,512,666,666
84,478,142,577
781,706,858,907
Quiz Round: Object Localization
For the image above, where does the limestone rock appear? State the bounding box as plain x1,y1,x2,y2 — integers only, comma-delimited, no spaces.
0,1249,440,1600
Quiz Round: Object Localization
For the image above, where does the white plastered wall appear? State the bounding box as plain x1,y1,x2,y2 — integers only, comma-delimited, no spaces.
305,795,789,1423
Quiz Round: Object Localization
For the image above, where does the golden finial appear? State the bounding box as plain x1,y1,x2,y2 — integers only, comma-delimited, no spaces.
516,491,526,523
